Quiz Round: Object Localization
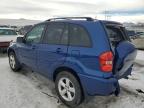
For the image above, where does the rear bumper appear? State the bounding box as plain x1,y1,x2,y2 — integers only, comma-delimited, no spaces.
0,42,10,48
79,74,119,96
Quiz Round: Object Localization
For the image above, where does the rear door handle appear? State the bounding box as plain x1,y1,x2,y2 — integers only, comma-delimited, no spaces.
56,48,62,53
32,45,36,50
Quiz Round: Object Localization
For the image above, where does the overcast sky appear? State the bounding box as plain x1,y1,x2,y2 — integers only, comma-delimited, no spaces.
0,0,144,22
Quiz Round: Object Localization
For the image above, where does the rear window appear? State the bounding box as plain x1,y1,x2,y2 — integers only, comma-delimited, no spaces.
105,25,129,46
0,29,17,35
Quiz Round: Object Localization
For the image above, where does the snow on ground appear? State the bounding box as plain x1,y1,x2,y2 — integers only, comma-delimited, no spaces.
135,50,144,65
0,55,59,108
119,50,144,99
0,50,144,108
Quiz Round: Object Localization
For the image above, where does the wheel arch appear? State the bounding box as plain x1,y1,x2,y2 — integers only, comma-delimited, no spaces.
53,66,85,100
8,48,15,56
53,67,79,81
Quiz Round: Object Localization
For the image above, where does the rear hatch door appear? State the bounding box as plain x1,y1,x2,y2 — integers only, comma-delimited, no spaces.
103,21,137,79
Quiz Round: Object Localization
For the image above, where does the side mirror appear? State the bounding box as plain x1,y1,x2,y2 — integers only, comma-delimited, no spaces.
16,37,24,43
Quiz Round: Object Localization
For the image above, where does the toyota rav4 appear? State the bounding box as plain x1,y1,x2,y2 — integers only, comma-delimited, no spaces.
8,17,137,107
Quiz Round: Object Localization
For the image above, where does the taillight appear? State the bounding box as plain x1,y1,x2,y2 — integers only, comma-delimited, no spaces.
99,51,113,72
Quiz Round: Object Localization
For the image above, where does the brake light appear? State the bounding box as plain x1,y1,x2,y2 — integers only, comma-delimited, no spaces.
99,51,113,72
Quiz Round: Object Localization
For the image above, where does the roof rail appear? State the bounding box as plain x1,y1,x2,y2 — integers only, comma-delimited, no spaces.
47,17,94,21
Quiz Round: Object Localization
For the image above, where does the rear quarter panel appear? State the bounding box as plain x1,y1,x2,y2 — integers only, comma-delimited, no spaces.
64,21,113,78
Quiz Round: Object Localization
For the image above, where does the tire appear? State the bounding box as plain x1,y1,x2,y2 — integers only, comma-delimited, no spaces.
9,51,21,72
55,71,83,107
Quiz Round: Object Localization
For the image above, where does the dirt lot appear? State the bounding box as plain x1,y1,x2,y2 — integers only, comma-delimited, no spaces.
0,51,144,108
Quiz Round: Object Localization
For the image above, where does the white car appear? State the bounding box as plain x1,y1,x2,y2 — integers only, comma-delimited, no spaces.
0,28,18,49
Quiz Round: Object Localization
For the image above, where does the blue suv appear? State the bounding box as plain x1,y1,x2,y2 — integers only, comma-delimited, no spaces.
8,17,137,107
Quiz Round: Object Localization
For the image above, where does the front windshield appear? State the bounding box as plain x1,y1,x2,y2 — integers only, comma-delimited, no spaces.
0,29,17,35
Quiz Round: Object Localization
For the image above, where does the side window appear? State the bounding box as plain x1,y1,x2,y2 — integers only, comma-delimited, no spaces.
60,25,69,45
25,24,45,43
69,24,91,47
43,23,65,44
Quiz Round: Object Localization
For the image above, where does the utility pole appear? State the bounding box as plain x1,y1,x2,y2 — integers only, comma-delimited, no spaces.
104,10,111,20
